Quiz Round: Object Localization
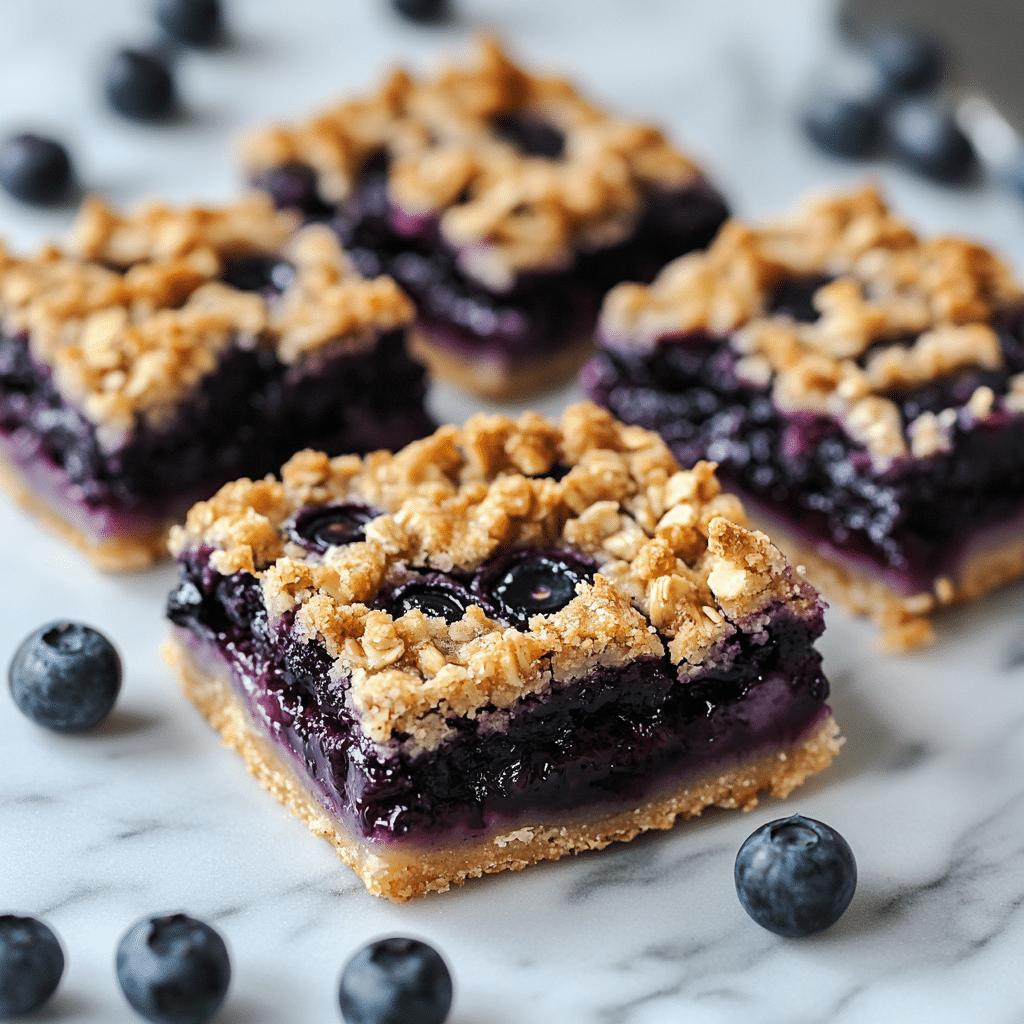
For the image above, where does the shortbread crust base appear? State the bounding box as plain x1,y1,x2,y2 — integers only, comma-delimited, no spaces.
408,325,592,401
743,504,1024,651
164,631,843,902
0,449,169,571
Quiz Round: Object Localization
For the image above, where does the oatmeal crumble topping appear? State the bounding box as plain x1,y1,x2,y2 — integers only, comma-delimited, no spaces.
599,187,1024,468
0,196,412,449
171,403,821,753
241,38,702,291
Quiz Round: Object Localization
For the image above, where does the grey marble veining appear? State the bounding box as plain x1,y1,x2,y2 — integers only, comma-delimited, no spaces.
5,1,1024,1021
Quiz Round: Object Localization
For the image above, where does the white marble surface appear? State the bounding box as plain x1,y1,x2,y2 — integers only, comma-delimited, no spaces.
6,1,1024,1021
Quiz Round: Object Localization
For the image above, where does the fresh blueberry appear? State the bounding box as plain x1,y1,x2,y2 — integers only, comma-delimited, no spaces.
475,549,595,627
8,622,121,733
885,97,975,182
0,134,73,205
116,913,230,1024
390,0,450,26
105,48,176,122
220,255,294,295
288,503,381,553
768,274,833,324
865,29,945,94
156,0,223,47
492,113,566,159
339,937,452,1024
734,814,857,937
802,90,884,158
252,163,335,219
0,915,64,1018
386,577,477,623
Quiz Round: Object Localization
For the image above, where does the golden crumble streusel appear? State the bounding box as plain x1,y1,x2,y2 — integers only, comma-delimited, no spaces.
240,37,703,292
0,196,412,449
170,403,821,754
599,187,1023,468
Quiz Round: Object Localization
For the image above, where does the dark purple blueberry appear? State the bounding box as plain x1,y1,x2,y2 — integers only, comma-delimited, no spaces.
386,577,477,623
885,98,975,182
475,549,595,627
8,622,121,733
0,915,64,1018
767,274,833,324
105,48,175,122
166,580,204,626
220,255,294,295
802,90,884,158
156,0,223,47
116,913,230,1024
0,134,73,205
734,814,857,937
288,503,381,553
865,29,945,94
252,163,334,218
492,113,566,159
390,0,450,25
339,937,452,1024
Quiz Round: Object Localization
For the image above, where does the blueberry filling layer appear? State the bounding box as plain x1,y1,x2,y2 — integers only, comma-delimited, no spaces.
585,304,1024,591
169,545,830,844
253,155,728,363
0,330,432,539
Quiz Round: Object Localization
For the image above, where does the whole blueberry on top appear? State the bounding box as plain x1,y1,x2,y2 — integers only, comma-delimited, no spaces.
866,28,945,94
288,503,381,553
105,48,176,122
390,0,450,26
474,548,595,628
339,937,452,1024
0,915,64,1019
384,576,479,624
156,0,223,47
885,97,975,183
0,134,73,205
8,622,121,733
220,254,294,296
116,913,230,1024
734,814,857,937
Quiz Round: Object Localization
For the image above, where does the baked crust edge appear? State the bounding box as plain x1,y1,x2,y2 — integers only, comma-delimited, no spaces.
0,448,169,571
163,630,843,902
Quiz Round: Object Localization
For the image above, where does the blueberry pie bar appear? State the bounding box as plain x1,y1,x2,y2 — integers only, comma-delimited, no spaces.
0,195,432,569
586,187,1024,648
242,38,728,399
163,403,840,900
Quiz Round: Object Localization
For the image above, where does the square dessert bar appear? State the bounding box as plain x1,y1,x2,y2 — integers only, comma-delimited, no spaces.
241,38,728,399
0,195,434,570
586,187,1024,648
163,403,840,900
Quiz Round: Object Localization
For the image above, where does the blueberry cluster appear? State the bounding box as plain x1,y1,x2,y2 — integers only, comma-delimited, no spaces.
801,28,976,184
0,1,225,207
0,915,450,1024
0,0,456,208
284,502,599,628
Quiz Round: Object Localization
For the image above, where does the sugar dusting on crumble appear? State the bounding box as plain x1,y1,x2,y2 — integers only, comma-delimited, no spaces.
240,38,701,291
170,403,822,754
0,196,413,450
599,187,1023,469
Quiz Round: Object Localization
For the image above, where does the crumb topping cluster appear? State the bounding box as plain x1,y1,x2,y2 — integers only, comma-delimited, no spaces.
599,187,1024,468
170,403,820,754
241,38,701,291
0,196,412,449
